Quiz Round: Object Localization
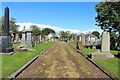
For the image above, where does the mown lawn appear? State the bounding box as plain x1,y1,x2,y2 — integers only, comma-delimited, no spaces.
2,41,55,78
78,49,99,55
0,54,2,79
69,43,99,55
94,59,120,79
12,44,21,48
70,43,119,79
110,50,120,55
69,43,120,55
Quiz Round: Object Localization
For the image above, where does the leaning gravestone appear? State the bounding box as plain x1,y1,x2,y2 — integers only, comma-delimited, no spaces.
77,41,84,50
1,7,13,53
81,33,86,46
73,34,78,45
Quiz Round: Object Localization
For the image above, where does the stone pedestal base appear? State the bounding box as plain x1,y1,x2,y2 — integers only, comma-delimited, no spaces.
26,44,33,47
2,47,13,53
26,41,33,47
89,51,114,60
1,35,13,53
21,41,26,46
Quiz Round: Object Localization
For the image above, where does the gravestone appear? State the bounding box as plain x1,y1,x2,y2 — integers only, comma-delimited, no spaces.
21,31,26,45
14,34,19,42
1,7,13,53
90,31,114,60
77,41,84,50
101,31,114,58
73,34,78,45
21,26,26,45
0,36,2,52
39,35,42,43
26,30,33,47
81,33,85,46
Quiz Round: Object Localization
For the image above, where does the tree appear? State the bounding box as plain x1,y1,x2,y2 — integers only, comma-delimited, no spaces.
18,31,22,39
0,17,19,33
95,2,120,34
30,25,41,36
60,31,72,41
10,18,20,33
95,2,120,50
42,28,55,35
92,31,100,39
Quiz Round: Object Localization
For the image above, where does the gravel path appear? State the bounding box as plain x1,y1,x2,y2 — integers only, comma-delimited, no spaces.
16,42,110,78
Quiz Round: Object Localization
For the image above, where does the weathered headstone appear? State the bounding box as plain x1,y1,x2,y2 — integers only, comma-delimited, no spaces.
39,35,42,43
77,41,84,50
81,33,85,46
1,7,13,53
21,31,26,45
73,34,78,45
14,34,19,42
90,31,114,60
101,31,114,58
26,30,33,47
101,31,110,52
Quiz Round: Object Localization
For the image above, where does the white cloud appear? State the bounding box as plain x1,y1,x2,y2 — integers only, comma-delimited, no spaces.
16,22,81,34
16,22,103,34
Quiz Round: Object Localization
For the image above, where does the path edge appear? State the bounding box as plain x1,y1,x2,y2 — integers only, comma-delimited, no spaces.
69,44,116,80
6,42,56,80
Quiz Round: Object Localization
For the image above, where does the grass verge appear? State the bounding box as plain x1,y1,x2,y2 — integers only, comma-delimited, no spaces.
94,59,120,79
69,43,99,55
69,43,119,79
2,41,55,78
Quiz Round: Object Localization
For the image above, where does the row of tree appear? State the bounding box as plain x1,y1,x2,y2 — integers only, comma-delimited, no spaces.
0,16,100,40
0,17,56,39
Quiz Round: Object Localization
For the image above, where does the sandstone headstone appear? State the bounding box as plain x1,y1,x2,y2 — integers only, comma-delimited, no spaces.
90,31,114,60
81,33,85,46
77,41,84,50
73,34,78,45
101,31,114,58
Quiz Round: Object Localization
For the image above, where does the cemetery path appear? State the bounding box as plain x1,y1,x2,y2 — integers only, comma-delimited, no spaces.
17,42,109,78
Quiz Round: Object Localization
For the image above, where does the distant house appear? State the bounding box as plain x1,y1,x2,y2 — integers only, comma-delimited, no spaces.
78,33,98,45
47,33,58,41
85,33,98,45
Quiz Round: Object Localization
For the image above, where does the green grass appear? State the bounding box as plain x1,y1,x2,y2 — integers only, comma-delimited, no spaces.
12,44,21,48
69,43,76,48
2,41,55,78
69,43,99,55
0,54,2,79
69,43,120,79
78,49,99,55
110,50,120,55
94,59,120,79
